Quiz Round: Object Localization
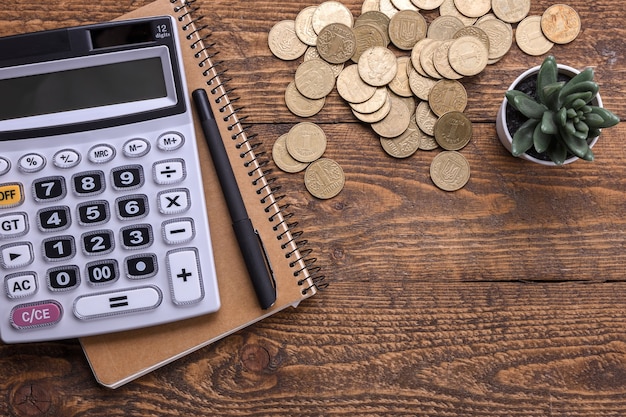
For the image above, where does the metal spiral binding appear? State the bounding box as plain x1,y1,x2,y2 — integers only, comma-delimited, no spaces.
171,0,326,292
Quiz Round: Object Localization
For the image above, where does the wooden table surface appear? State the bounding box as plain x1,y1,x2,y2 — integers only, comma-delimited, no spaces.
2,0,626,415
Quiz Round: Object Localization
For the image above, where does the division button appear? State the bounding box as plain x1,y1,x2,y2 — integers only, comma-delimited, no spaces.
73,286,162,320
153,159,186,184
10,300,62,330
166,248,204,305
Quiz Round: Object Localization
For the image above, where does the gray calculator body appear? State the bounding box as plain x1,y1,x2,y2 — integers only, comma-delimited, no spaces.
0,16,220,343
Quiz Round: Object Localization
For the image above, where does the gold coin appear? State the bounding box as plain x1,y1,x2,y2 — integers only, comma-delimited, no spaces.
491,0,530,23
355,11,391,46
439,0,478,26
268,20,308,61
411,0,445,10
419,129,439,151
380,119,421,158
448,36,488,77
304,47,344,78
380,0,400,18
358,46,398,87
286,122,327,163
388,10,427,50
476,17,513,60
312,1,354,34
427,15,465,41
516,15,554,56
432,40,463,80
433,111,472,151
453,26,490,52
351,23,388,63
372,94,412,138
362,0,382,13
541,4,581,45
453,0,491,18
285,81,326,118
415,100,438,136
388,56,413,97
294,58,336,100
337,64,377,104
272,133,309,173
429,79,467,117
305,158,345,199
294,6,318,47
408,68,438,101
350,87,389,114
430,151,470,191
391,0,419,11
419,39,444,79
352,93,392,123
317,23,357,64
410,38,433,78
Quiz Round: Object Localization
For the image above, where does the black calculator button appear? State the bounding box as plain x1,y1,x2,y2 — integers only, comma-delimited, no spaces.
125,253,158,279
111,165,144,191
37,206,71,232
81,230,115,256
76,200,110,226
42,235,76,261
115,194,148,220
33,176,66,202
72,171,105,196
47,265,80,291
86,259,119,286
120,224,153,250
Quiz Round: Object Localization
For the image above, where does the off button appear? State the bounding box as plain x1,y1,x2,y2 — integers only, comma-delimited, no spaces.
0,183,23,208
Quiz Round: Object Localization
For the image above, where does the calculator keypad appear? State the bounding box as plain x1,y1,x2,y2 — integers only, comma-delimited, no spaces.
1,129,220,343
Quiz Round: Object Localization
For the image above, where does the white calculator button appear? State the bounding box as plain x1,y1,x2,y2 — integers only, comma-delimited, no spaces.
0,212,29,238
166,248,204,305
5,272,38,298
88,144,116,164
153,159,186,184
73,285,162,320
18,153,45,173
1,242,33,269
53,149,81,169
0,157,10,175
162,218,195,244
157,131,185,151
158,188,191,214
123,138,151,157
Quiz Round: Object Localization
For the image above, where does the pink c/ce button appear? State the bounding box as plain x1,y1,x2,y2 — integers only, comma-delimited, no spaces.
10,301,62,329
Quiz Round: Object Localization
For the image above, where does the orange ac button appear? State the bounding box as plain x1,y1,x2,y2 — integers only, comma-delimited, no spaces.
0,183,24,208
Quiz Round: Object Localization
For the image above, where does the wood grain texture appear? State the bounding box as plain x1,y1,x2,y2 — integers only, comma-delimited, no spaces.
2,0,626,415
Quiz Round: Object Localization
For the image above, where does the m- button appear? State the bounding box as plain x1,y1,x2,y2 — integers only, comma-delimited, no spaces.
0,183,23,208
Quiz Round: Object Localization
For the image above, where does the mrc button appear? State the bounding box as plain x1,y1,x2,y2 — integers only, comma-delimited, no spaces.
0,183,23,208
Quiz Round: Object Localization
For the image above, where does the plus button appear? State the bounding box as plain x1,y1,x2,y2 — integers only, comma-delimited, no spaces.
177,268,192,282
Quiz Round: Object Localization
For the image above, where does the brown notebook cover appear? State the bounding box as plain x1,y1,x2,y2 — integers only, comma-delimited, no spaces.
79,0,320,388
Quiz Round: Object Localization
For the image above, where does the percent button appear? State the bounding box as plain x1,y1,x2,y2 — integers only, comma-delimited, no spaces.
18,153,46,173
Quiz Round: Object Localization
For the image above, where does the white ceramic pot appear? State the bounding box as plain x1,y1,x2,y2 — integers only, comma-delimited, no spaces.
495,63,603,166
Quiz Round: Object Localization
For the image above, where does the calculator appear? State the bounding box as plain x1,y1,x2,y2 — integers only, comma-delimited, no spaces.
0,16,220,343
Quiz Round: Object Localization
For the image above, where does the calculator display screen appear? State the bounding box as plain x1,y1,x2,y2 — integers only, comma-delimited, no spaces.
0,57,167,121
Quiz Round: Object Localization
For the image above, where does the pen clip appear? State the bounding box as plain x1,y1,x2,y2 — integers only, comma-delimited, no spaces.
254,229,276,294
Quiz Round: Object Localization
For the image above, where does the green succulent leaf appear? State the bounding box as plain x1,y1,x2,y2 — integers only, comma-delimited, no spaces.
585,106,620,128
557,107,568,127
537,55,558,103
533,121,552,153
512,119,538,157
541,81,565,110
548,140,568,165
563,92,593,108
541,110,558,135
511,94,548,119
558,80,599,107
583,147,595,161
561,130,591,159
588,128,602,138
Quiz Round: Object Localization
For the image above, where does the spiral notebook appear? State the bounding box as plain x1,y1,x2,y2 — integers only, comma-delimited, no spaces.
79,0,323,388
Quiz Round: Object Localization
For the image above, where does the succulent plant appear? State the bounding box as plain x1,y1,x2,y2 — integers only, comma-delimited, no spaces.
505,55,620,165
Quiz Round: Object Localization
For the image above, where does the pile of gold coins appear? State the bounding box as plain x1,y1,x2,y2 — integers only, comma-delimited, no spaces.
268,1,581,195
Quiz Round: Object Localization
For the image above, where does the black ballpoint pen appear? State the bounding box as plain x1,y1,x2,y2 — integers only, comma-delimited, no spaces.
192,88,277,309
